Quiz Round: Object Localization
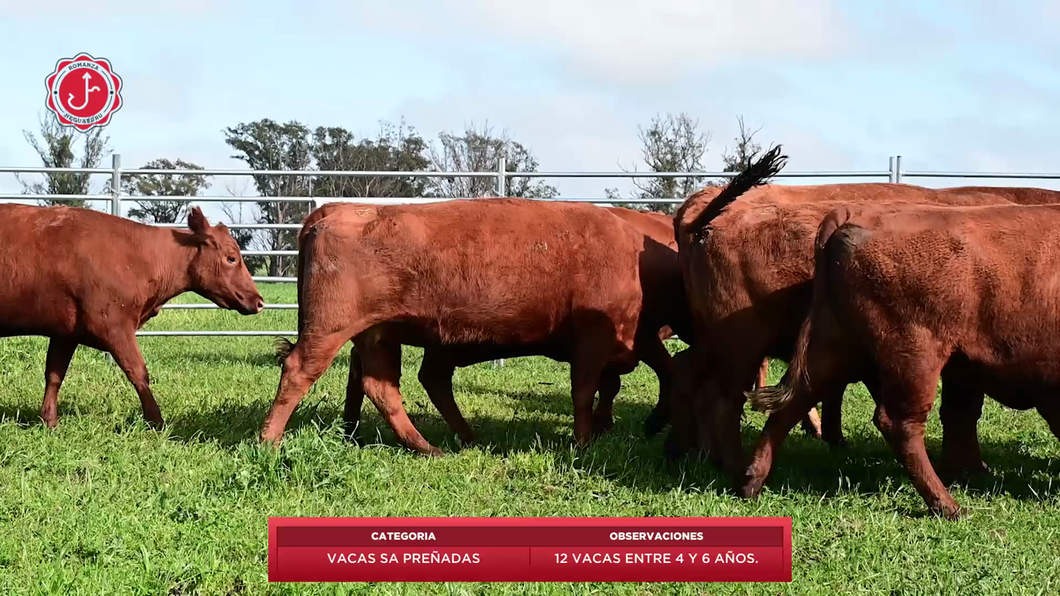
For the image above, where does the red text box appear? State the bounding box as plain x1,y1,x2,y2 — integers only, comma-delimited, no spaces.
268,517,792,583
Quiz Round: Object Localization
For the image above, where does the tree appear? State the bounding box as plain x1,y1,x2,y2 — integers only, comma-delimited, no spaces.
17,112,110,208
606,112,710,215
219,178,267,276
222,119,313,277
425,122,558,199
311,119,430,199
123,158,211,223
721,116,765,174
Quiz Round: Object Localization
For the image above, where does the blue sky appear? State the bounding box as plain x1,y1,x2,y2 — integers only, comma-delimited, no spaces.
1,0,1059,220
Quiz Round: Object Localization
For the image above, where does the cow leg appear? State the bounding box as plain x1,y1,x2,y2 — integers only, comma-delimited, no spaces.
741,374,848,498
343,346,365,442
39,339,77,428
359,339,442,456
801,407,823,439
878,363,961,520
858,373,891,438
592,371,621,437
819,385,850,449
417,352,476,445
662,349,706,460
260,331,350,445
637,334,673,438
1038,399,1060,441
938,373,988,479
704,377,746,477
103,331,163,428
710,352,769,478
755,359,828,441
570,344,611,449
755,358,770,390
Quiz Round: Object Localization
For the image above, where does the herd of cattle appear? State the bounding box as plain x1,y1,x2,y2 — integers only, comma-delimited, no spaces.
4,144,1060,520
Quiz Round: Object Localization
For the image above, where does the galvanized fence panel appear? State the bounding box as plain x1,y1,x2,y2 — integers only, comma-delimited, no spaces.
4,153,1060,338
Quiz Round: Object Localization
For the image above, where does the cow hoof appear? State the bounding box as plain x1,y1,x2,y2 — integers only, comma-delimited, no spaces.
41,416,58,429
939,460,990,484
931,503,964,521
418,445,445,457
643,412,667,438
800,421,823,440
591,418,614,438
706,451,728,472
827,438,851,451
259,431,284,447
662,436,688,463
738,474,766,499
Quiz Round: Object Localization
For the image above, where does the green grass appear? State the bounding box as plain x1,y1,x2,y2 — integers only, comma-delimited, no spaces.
0,283,1058,595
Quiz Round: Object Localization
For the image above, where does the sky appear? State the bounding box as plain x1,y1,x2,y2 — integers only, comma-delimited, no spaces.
1,0,1059,221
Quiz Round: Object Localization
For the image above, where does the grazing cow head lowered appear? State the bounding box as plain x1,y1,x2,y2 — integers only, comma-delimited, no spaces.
184,207,264,315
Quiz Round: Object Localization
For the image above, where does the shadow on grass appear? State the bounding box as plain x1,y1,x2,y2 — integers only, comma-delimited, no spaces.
729,420,1060,506
0,403,49,427
165,349,355,369
154,383,1060,508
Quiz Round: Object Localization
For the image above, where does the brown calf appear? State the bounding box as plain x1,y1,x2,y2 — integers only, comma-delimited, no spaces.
0,204,263,428
259,172,771,454
272,202,693,446
667,150,1031,476
743,202,1060,519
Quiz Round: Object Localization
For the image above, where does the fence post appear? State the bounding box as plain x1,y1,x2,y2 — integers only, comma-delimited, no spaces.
110,153,122,216
493,157,507,369
496,157,506,197
888,156,896,183
894,155,903,184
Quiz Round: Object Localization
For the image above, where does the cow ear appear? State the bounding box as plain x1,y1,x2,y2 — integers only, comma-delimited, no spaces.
188,207,209,234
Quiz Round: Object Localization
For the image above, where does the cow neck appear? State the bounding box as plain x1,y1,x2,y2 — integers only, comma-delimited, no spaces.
143,228,199,313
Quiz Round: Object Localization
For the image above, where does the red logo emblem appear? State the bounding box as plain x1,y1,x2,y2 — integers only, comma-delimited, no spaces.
45,53,123,132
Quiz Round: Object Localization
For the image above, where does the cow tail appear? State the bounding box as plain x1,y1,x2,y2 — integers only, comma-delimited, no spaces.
745,211,852,413
272,214,318,367
683,144,788,237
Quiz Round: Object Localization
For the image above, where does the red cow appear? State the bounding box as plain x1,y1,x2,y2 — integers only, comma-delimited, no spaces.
272,202,694,445
259,175,770,454
743,202,1060,519
0,204,263,428
667,148,1031,475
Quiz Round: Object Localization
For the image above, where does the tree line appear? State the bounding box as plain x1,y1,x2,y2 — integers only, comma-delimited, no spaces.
17,112,769,276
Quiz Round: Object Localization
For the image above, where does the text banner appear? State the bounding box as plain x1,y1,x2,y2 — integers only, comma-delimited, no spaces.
268,517,792,583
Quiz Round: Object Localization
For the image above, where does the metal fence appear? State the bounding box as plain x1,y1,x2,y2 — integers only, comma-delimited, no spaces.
4,153,1060,338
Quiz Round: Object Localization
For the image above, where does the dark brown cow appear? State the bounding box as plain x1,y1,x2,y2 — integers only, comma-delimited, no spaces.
666,148,1034,476
0,204,264,428
271,202,694,446
258,178,769,454
743,202,1060,519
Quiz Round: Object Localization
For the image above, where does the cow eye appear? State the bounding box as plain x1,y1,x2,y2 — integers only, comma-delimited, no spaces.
227,255,238,264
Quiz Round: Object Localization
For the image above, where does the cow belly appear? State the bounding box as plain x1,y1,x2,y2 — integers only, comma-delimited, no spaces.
947,354,1060,411
0,286,78,338
428,304,568,346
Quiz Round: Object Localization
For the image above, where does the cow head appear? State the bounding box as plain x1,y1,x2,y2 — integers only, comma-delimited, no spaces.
185,207,265,315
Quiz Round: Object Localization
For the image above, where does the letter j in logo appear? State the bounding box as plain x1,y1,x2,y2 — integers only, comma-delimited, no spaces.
45,53,123,132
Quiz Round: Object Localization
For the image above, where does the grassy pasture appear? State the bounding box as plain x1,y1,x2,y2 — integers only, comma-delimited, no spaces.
0,283,1058,595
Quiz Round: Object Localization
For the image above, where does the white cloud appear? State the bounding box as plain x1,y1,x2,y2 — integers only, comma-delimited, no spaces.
347,0,849,87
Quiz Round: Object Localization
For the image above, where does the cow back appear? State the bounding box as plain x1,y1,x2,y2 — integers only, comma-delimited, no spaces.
297,198,648,348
